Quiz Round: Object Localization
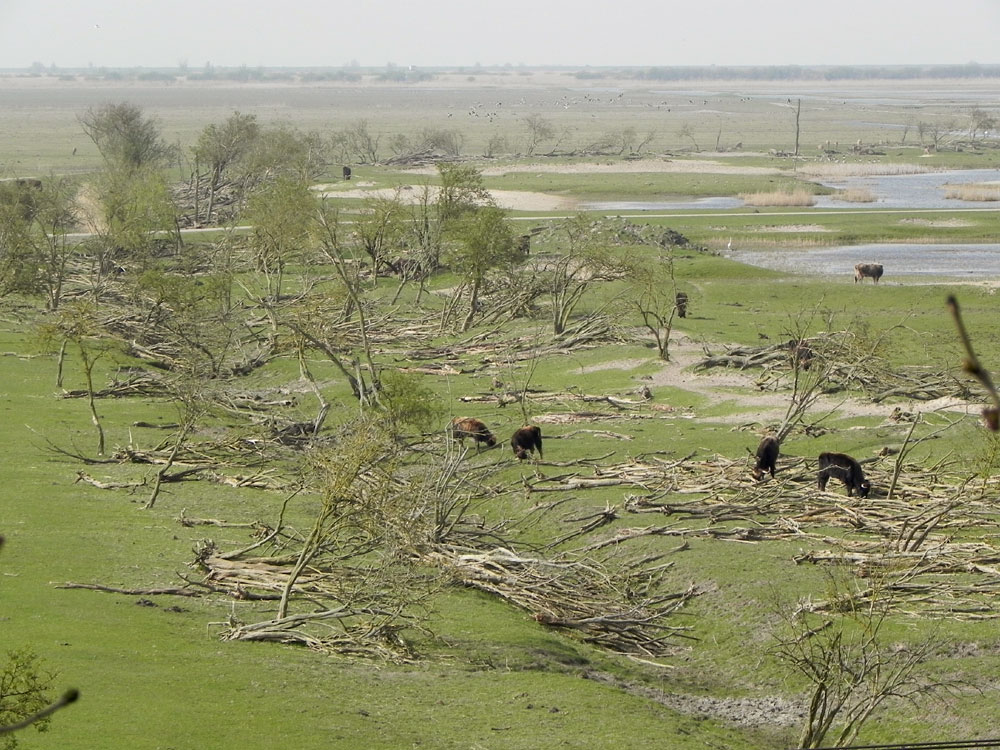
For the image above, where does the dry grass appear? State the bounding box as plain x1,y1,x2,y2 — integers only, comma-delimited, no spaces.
832,188,877,203
943,182,1000,201
739,189,816,207
799,163,931,178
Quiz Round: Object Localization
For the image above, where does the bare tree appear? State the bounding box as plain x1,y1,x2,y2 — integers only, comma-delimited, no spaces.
628,253,680,361
539,216,628,336
917,119,957,151
771,576,949,748
331,119,382,164
677,124,700,152
523,114,555,156
968,107,997,143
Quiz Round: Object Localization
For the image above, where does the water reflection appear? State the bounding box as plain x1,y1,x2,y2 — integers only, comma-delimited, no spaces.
727,243,1000,278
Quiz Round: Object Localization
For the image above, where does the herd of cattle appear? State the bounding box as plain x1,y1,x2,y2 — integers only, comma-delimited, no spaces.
450,418,871,497
446,262,885,492
753,434,871,496
449,417,543,461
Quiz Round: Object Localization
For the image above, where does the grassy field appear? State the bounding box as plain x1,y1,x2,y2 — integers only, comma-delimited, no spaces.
3,72,1000,749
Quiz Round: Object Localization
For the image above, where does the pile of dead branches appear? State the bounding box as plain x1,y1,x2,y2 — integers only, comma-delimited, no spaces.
424,544,699,656
534,451,1000,619
695,333,972,403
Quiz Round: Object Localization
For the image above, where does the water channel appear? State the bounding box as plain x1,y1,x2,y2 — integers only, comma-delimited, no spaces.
581,168,1000,279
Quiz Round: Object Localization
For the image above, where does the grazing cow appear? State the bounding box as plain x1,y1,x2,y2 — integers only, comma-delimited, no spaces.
817,452,871,497
675,291,689,319
854,263,884,284
342,166,352,180
516,234,531,256
789,340,814,371
511,425,543,461
752,436,779,481
449,417,497,449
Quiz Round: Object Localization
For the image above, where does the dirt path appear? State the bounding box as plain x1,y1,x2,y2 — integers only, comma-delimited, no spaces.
582,334,977,430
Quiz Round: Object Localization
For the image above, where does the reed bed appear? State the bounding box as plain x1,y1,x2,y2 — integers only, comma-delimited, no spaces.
832,188,877,203
739,189,816,207
799,163,931,178
943,182,1000,201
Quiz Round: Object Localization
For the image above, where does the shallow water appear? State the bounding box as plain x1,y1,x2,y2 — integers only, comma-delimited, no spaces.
814,168,1000,209
727,243,1000,278
579,168,1000,212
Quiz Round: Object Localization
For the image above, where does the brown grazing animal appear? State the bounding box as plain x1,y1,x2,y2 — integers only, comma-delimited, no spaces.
817,452,871,497
789,340,814,371
675,291,689,319
854,263,884,284
753,436,779,480
511,425,543,460
449,417,497,449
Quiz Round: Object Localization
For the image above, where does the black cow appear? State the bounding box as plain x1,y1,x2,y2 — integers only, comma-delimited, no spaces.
675,292,689,319
789,340,814,371
817,452,871,497
854,263,884,284
752,436,779,481
449,417,497,449
511,425,543,460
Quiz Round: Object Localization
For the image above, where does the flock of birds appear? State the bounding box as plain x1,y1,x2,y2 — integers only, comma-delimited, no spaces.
443,92,776,124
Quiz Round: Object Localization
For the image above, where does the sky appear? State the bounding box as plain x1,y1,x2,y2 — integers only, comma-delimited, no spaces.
0,0,998,70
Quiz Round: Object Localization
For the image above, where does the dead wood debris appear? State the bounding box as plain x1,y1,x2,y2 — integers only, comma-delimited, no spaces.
424,546,700,656
55,582,201,597
694,334,972,403
538,452,1000,619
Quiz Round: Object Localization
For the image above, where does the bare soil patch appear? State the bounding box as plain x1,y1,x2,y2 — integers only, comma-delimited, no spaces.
898,217,974,228
314,183,578,212
752,224,831,233
629,336,978,427
405,157,781,178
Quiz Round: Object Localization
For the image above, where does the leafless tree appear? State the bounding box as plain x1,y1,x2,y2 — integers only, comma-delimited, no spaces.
771,575,950,748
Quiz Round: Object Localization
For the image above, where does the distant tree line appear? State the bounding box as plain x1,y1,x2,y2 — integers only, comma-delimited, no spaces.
590,63,1000,81
14,63,1000,85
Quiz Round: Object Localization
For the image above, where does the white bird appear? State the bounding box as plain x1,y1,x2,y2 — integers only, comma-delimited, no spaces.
727,238,733,251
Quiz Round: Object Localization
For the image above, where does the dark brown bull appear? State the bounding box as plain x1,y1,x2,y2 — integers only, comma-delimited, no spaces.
817,452,871,497
752,436,779,481
675,291,688,319
449,417,497,449
854,263,883,284
511,425,542,460
789,340,814,371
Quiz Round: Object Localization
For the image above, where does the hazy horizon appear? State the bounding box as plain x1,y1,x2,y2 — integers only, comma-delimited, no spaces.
1,0,998,70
